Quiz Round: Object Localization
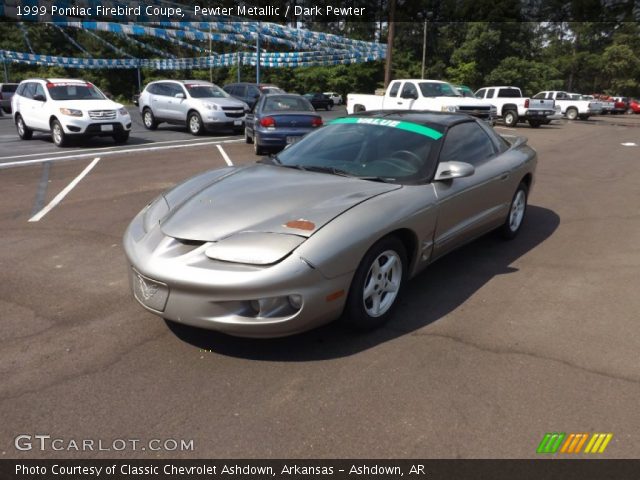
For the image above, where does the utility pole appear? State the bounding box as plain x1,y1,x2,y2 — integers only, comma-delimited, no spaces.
209,23,213,83
421,12,432,80
384,0,396,88
256,24,261,84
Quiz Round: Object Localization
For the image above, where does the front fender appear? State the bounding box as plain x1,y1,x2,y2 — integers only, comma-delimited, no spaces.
296,185,438,279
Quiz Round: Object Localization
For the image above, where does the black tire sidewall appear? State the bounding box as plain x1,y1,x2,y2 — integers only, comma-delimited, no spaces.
188,112,203,135
343,236,407,331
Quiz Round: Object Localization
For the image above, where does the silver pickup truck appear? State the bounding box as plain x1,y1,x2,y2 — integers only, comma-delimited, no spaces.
475,86,557,128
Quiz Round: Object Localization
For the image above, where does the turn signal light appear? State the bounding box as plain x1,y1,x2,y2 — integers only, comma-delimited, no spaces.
524,99,529,108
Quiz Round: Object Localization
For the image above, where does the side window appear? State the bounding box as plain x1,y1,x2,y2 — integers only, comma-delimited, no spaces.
438,122,497,167
154,83,170,97
400,82,418,99
556,92,568,100
16,83,26,96
34,83,46,99
167,83,185,97
23,83,37,99
146,84,159,95
247,86,260,99
547,92,554,100
475,89,486,99
388,81,401,98
486,88,495,98
235,85,247,97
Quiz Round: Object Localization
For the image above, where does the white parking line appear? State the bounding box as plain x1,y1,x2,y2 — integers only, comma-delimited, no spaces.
0,138,243,169
0,135,239,161
28,157,101,222
216,144,234,166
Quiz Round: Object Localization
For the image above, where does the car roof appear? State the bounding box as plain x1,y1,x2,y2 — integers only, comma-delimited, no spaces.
350,110,477,129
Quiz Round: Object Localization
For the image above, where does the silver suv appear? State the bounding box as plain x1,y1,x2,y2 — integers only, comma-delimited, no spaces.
138,80,249,135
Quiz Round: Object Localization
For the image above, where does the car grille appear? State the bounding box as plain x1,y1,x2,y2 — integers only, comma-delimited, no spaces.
222,107,245,118
457,106,492,118
89,110,116,120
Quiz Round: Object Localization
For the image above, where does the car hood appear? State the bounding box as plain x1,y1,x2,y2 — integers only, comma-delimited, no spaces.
197,97,247,108
55,99,124,110
160,163,400,242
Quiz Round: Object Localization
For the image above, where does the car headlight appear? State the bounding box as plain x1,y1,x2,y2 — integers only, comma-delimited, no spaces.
142,196,170,233
205,232,305,265
441,105,458,112
59,108,83,117
118,107,129,116
205,103,219,111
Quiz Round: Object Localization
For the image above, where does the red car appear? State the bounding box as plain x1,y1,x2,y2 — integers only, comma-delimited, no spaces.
626,99,640,114
613,97,629,114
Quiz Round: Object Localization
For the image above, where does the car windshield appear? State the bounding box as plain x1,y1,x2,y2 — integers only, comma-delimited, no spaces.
186,84,229,98
274,118,442,184
46,83,105,100
419,82,461,97
456,86,477,98
263,96,314,112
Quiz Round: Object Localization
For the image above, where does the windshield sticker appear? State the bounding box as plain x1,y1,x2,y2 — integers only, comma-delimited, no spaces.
330,117,443,140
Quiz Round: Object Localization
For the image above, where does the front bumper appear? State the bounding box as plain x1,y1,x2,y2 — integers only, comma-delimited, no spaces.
203,111,245,129
62,117,131,135
123,211,351,338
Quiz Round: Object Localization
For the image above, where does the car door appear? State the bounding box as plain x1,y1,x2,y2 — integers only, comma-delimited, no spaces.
396,82,418,110
431,121,512,258
246,85,261,108
164,83,188,122
30,83,50,131
150,82,172,120
245,95,263,138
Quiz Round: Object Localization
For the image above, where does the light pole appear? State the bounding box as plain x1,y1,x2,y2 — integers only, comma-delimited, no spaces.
421,12,432,80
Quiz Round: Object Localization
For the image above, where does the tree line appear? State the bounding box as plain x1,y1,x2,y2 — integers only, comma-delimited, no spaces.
1,15,638,103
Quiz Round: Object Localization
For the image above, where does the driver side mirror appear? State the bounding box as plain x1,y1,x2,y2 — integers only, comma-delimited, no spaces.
33,94,46,102
434,161,475,181
175,93,185,99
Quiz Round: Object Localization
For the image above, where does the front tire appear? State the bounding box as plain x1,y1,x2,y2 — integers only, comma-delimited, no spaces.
500,182,529,239
326,103,332,111
142,108,158,130
188,111,204,136
504,110,518,127
113,131,130,144
343,236,407,331
15,114,33,140
51,119,68,147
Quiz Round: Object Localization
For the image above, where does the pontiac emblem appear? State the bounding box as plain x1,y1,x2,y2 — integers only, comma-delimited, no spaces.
137,274,158,300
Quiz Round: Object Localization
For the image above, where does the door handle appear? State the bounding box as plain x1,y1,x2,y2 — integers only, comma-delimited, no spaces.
500,172,510,181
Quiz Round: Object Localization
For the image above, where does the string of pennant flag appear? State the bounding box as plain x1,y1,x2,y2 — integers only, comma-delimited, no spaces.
0,0,386,70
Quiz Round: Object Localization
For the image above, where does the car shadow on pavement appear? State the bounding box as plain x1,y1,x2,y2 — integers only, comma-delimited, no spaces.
167,205,560,360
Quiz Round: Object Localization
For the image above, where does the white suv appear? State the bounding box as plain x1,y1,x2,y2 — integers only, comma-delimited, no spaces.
12,78,131,147
138,80,249,135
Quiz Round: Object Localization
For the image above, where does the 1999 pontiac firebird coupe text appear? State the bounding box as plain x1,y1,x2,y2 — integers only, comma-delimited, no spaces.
123,111,537,337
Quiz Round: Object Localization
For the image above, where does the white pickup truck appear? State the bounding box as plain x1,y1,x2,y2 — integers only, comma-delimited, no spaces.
533,91,602,120
474,86,556,128
347,79,496,122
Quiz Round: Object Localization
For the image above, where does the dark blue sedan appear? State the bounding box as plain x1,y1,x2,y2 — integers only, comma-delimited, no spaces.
245,94,323,155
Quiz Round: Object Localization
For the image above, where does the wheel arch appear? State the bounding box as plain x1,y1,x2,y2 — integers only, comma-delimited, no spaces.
501,104,518,115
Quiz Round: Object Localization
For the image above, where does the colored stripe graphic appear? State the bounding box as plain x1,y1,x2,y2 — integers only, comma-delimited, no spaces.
537,433,566,454
584,433,613,453
560,433,589,453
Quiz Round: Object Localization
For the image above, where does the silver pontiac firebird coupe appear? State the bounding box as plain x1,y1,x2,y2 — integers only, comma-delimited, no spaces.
124,111,537,338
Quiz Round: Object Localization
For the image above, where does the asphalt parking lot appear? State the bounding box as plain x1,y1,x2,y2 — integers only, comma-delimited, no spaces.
1,110,639,459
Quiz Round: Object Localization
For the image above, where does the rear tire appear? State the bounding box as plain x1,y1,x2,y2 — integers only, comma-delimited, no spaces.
326,103,332,111
15,114,33,140
142,108,158,130
528,119,542,128
566,108,578,120
343,236,407,331
253,135,265,155
578,114,589,120
500,182,529,239
51,119,68,147
504,110,518,127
